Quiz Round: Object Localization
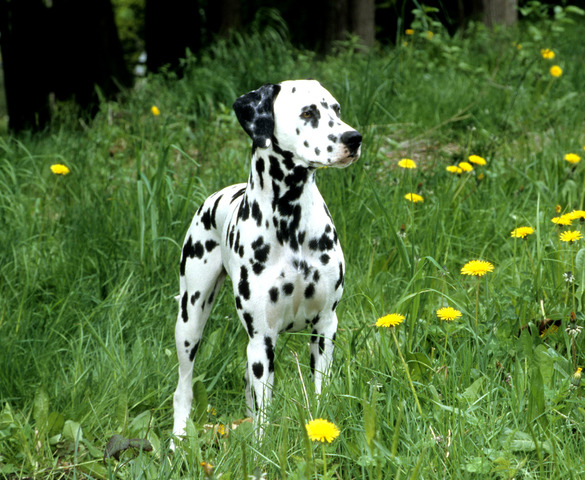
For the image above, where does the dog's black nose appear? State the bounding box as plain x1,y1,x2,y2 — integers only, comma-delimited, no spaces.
340,130,362,153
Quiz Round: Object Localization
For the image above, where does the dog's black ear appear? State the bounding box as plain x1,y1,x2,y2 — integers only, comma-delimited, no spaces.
233,83,281,150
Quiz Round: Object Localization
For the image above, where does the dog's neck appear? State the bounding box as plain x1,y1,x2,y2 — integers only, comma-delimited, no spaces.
243,143,319,251
246,142,317,202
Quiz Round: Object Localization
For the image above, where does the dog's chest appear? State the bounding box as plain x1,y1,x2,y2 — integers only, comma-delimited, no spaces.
223,193,343,331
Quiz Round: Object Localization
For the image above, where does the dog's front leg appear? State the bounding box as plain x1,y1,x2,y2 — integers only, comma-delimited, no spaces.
245,332,278,427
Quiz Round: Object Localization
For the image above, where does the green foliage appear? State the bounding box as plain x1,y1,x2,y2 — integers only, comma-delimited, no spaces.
2,8,585,479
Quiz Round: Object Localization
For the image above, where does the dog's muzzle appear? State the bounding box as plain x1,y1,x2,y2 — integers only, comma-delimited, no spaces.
341,130,362,157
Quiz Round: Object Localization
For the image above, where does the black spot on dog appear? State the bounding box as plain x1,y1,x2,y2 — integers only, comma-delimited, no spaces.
305,283,315,298
255,158,265,189
265,336,275,372
235,296,242,309
238,266,251,300
286,322,294,331
320,254,330,265
327,146,333,152
243,312,255,338
205,240,218,252
252,263,265,275
231,187,246,203
328,120,334,128
313,270,320,282
239,246,245,257
180,236,204,275
210,195,222,229
181,292,189,322
311,329,317,343
311,314,320,325
201,209,212,230
304,140,309,148
234,231,240,254
319,336,325,355
269,287,279,303
184,340,190,347
237,197,250,221
283,283,294,295
189,341,200,361
310,353,315,374
251,201,263,227
252,362,264,379
252,236,270,263
332,300,339,311
321,101,328,109
315,147,320,156
335,262,344,290
327,134,337,143
269,156,284,181
190,291,201,305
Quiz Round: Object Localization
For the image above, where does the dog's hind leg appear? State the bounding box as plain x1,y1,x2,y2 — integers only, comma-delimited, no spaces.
172,226,226,443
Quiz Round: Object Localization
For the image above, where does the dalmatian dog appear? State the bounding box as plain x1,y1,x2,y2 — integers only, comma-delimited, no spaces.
172,79,362,442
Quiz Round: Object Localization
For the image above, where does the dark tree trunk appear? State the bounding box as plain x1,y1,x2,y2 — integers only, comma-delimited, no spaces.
351,0,375,47
324,0,350,52
51,0,132,114
0,0,51,132
482,0,518,27
206,0,242,37
145,0,201,74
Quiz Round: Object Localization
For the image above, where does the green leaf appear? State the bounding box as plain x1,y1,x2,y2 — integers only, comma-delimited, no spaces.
47,412,65,437
192,380,208,424
363,395,377,448
33,388,49,434
62,420,83,442
460,377,484,404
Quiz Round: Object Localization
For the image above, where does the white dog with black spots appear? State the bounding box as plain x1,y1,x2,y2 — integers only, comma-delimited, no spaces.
172,79,362,443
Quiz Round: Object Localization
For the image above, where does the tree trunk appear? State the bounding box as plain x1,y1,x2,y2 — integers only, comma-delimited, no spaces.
145,0,201,74
324,0,349,52
0,0,51,132
482,0,518,27
51,0,132,114
351,0,375,47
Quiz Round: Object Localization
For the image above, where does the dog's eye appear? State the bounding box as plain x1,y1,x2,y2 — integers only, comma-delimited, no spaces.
301,110,313,119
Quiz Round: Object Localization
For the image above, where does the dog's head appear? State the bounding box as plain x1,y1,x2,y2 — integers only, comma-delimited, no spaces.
233,80,361,168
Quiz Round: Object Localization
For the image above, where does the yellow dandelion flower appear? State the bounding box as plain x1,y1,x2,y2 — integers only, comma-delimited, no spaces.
564,153,581,164
50,164,70,175
560,230,582,243
151,105,161,116
446,165,463,174
398,158,417,169
556,205,562,214
305,418,340,443
552,214,572,226
458,161,473,172
405,29,414,35
436,307,462,321
376,313,405,328
404,193,424,203
550,65,562,78
511,226,534,239
427,31,434,39
568,210,585,222
574,367,582,380
540,48,555,59
468,155,486,165
461,260,494,277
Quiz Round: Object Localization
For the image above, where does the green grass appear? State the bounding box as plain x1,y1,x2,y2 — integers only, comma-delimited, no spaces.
2,10,585,479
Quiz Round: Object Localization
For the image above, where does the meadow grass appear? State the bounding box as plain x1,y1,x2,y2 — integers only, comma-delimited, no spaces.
2,9,585,479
